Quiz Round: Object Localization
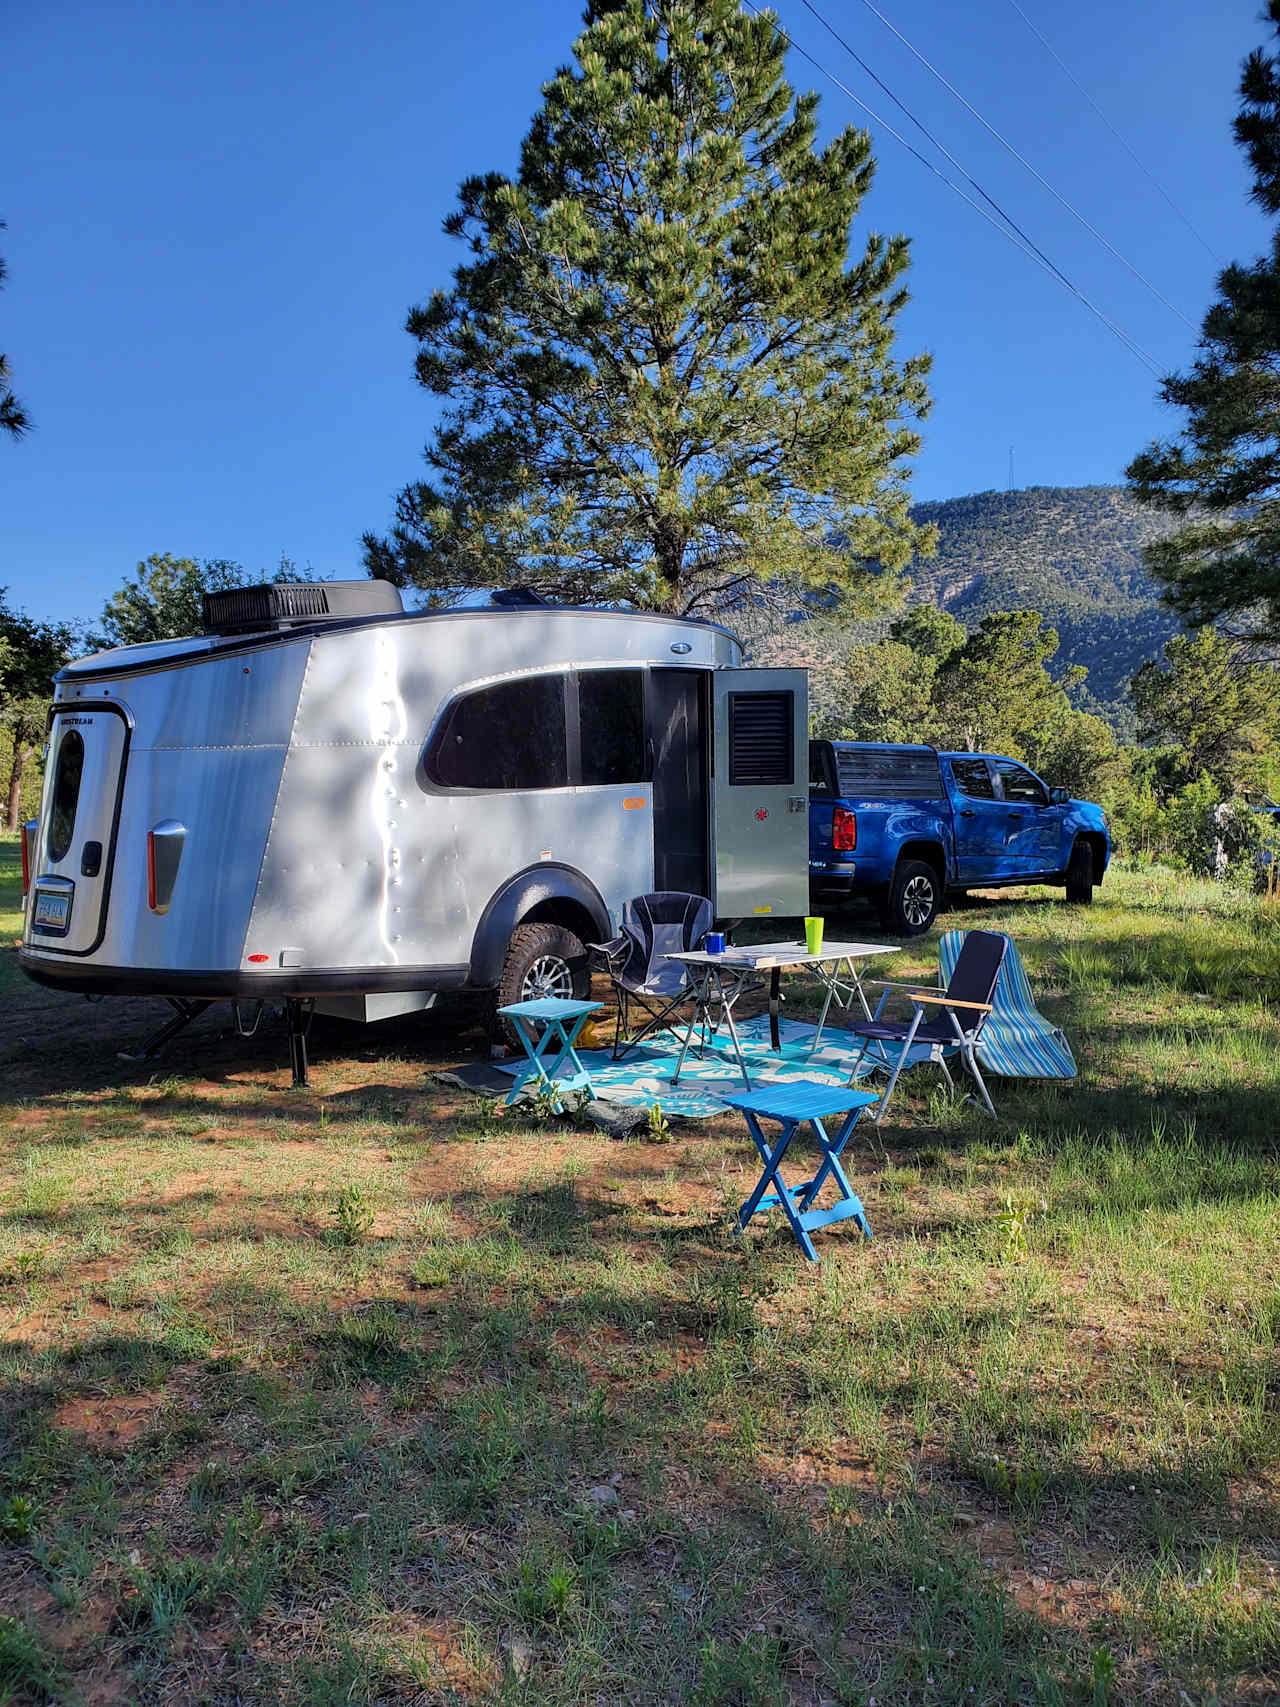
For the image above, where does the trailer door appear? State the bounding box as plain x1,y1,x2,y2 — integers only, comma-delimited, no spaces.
26,704,130,955
711,669,808,918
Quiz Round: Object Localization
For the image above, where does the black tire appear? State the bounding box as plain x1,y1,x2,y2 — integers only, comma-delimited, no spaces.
883,859,940,937
496,923,589,1047
1065,840,1095,904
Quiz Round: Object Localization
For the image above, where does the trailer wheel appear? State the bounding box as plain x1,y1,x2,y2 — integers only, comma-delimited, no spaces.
883,859,940,937
1065,839,1095,904
497,923,589,1046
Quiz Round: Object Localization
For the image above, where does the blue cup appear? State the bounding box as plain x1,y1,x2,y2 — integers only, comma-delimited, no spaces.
705,932,726,954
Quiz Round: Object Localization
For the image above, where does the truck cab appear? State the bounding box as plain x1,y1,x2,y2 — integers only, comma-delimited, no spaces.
809,740,1111,935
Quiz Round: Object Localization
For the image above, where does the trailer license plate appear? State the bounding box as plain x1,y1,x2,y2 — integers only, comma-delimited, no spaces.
33,887,72,932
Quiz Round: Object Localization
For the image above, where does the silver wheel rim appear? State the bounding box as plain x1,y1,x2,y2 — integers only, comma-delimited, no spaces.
902,876,934,928
521,954,574,1002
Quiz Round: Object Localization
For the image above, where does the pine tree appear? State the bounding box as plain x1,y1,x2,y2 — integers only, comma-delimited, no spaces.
0,224,31,441
1127,0,1280,642
1130,627,1280,793
364,0,932,614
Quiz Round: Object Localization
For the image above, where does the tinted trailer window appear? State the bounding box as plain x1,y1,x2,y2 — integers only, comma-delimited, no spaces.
430,674,569,790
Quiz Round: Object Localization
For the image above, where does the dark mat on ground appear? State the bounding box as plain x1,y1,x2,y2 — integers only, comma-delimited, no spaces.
432,1063,513,1094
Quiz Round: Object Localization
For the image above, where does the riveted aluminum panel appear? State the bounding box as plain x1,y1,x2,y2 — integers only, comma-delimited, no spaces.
24,645,308,974
712,668,810,919
25,609,747,995
247,614,706,970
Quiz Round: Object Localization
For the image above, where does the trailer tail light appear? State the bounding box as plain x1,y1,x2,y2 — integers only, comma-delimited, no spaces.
146,820,186,914
21,820,37,895
832,807,857,851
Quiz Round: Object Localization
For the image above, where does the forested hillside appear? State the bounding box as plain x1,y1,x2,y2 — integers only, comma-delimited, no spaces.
903,485,1182,721
759,485,1184,735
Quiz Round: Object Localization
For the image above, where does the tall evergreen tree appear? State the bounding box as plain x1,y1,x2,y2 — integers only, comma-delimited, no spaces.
365,0,932,614
1127,0,1280,641
0,224,31,440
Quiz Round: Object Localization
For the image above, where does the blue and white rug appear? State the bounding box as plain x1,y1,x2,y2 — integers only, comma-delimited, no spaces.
495,1015,930,1120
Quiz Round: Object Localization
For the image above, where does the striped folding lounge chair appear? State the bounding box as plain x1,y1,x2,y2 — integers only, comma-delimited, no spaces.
938,931,1076,1080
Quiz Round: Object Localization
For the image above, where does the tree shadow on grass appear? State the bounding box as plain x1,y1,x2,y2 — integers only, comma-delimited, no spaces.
2,1274,1275,1706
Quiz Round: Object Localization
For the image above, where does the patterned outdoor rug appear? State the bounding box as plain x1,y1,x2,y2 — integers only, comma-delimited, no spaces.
492,1015,928,1119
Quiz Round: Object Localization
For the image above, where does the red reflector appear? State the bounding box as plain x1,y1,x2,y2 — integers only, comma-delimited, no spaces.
20,829,31,897
832,807,857,851
247,954,269,963
146,830,157,910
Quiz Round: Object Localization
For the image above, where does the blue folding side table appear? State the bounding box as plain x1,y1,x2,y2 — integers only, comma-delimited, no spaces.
721,1080,878,1262
497,997,603,1111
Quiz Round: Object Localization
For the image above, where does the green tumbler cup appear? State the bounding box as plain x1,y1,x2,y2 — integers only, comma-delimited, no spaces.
804,915,824,955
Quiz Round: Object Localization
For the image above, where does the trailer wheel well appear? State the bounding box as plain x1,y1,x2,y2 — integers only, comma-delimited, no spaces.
519,896,600,947
468,863,611,989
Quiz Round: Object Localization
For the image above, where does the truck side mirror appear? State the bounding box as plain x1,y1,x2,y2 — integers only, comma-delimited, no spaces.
1049,786,1069,805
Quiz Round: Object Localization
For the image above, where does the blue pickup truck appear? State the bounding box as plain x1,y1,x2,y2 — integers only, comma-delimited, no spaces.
808,740,1111,935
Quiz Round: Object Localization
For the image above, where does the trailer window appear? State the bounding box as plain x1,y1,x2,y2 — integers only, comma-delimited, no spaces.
430,675,568,790
578,670,645,785
47,729,86,862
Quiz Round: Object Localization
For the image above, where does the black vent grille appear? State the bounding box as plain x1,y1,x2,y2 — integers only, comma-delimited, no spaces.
201,580,403,635
728,691,794,786
835,744,944,800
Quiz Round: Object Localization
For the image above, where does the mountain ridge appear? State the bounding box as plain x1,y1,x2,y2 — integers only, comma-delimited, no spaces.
759,484,1184,737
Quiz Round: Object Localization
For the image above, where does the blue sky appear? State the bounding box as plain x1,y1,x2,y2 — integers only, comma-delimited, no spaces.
1,0,1271,626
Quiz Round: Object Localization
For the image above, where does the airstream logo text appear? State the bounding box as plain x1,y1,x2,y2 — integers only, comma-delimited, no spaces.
60,717,95,727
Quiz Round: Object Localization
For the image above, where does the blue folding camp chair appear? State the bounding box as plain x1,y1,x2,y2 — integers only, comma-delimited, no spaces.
590,892,714,1061
845,929,1008,1123
938,931,1076,1080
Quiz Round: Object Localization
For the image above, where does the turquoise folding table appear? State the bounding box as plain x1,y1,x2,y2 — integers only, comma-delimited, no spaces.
497,997,603,1111
721,1079,878,1262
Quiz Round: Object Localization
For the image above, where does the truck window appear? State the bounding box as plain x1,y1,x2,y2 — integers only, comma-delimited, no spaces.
579,669,646,785
429,674,569,790
808,742,832,795
994,760,1048,805
47,729,85,862
835,746,944,800
950,758,995,799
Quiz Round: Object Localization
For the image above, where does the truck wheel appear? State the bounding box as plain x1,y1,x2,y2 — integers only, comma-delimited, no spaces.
496,923,589,1047
1065,840,1095,904
884,860,940,937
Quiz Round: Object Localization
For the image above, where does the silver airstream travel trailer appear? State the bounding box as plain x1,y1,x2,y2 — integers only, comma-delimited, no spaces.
19,582,808,1080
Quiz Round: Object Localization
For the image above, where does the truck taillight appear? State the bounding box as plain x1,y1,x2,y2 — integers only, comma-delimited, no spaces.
832,807,857,852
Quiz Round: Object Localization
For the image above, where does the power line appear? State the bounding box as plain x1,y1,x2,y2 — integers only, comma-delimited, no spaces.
1005,0,1221,264
787,0,1162,374
744,1,1165,376
849,0,1201,332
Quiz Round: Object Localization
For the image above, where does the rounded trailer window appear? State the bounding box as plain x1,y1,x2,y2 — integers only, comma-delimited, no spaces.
47,729,85,862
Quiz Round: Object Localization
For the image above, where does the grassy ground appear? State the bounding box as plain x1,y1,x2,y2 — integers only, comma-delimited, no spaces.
1,840,1278,1705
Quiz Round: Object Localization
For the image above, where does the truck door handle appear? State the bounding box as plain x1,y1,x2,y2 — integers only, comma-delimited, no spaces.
959,808,976,818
